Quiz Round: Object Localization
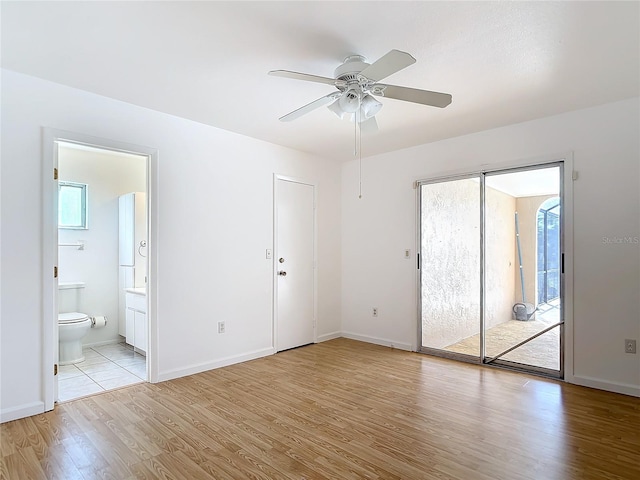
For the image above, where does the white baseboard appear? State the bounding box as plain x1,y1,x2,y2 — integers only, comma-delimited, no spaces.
316,331,342,343
341,332,412,351
157,347,275,383
82,339,121,348
569,375,640,398
1,401,45,424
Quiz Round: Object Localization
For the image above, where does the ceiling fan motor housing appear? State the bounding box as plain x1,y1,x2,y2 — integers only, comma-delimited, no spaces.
334,55,370,82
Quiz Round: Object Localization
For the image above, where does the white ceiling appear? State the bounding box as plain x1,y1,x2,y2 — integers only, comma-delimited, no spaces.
486,166,559,198
2,1,638,161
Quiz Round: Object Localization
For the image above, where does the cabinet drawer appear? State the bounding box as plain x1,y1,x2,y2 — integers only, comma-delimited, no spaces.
125,292,146,312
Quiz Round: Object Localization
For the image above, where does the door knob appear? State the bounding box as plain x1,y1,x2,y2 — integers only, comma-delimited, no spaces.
278,271,287,276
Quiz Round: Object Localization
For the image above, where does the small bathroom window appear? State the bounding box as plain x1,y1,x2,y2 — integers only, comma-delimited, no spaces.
59,181,88,229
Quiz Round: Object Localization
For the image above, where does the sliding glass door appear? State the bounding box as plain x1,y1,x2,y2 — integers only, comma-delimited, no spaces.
420,176,481,361
418,164,563,378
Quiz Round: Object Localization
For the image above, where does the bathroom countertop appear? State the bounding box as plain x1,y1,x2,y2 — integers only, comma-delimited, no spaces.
125,287,146,296
59,281,86,289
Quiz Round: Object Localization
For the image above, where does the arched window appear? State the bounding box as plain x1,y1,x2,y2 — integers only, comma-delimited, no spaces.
537,197,560,305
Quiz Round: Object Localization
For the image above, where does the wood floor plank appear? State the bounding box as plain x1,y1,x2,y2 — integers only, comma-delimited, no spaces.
4,447,47,480
37,443,83,480
1,338,639,480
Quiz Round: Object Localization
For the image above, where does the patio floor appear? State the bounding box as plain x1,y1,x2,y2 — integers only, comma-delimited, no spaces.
443,299,561,370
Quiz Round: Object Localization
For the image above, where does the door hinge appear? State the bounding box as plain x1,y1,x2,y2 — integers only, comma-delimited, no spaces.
417,252,420,270
54,266,58,278
54,168,58,180
54,364,58,376
561,253,564,274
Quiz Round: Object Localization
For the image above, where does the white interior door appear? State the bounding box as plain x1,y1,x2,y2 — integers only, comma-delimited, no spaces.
275,177,315,352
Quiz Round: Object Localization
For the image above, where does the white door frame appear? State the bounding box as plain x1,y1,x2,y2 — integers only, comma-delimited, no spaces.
272,174,318,352
42,128,159,410
415,152,574,381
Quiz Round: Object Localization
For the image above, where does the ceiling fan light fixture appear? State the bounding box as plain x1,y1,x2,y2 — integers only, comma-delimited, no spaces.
360,94,383,119
338,87,361,113
327,99,347,119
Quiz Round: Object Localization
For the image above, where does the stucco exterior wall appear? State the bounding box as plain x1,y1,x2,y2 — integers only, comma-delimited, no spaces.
486,187,517,326
421,180,516,349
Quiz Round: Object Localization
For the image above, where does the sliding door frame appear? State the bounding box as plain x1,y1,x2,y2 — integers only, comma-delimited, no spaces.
416,172,484,365
484,162,564,379
416,153,574,380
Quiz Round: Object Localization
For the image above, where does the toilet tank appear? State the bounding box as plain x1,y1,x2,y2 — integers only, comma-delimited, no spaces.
58,282,85,313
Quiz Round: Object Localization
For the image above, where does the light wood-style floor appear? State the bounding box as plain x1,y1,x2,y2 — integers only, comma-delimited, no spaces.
1,338,639,480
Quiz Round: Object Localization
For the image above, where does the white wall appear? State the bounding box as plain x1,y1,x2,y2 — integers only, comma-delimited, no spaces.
58,145,146,346
0,70,342,421
342,97,640,396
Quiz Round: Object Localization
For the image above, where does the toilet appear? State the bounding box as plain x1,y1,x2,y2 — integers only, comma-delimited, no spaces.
58,312,92,365
58,282,91,365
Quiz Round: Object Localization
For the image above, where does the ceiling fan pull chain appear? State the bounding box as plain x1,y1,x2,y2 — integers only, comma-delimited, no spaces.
359,125,363,199
354,109,358,157
358,106,362,199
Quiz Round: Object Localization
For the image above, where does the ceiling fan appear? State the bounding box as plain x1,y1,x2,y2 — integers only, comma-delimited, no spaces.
269,49,452,133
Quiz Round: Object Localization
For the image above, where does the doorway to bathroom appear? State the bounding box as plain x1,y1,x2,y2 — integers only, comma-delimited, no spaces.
44,131,156,407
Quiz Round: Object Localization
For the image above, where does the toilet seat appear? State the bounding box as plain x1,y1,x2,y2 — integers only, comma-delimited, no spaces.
58,312,89,324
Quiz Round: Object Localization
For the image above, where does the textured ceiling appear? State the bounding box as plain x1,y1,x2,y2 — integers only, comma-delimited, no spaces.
2,1,639,161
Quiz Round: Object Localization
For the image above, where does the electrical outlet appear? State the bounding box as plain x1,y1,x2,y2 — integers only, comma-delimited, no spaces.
372,307,378,317
218,321,225,334
625,339,636,354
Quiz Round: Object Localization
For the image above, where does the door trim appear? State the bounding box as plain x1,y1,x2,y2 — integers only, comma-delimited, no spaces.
415,152,574,381
272,174,318,352
42,128,159,411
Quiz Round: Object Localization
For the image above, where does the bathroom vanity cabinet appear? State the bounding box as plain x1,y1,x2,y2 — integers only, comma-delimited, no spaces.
125,288,147,355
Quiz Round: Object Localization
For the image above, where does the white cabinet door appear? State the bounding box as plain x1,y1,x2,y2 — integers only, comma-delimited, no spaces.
124,291,147,353
134,311,147,353
125,308,135,346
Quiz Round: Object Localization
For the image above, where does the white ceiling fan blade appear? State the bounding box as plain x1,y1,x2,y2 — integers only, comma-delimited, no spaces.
359,49,416,82
269,70,342,86
279,93,340,122
359,116,378,134
372,84,452,108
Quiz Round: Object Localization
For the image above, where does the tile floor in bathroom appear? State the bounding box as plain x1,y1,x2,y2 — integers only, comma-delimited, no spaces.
58,342,146,402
